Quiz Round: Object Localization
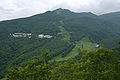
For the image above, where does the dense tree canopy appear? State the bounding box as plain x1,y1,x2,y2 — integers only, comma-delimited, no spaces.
6,47,120,80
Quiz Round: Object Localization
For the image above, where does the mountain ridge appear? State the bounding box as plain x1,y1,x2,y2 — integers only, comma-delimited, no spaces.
1,8,120,22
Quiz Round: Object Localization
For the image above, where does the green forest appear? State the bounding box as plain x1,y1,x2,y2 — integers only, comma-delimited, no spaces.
0,8,120,79
2,46,120,80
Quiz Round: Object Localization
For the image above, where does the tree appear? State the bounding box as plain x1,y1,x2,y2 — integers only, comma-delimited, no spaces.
77,47,120,80
6,51,51,80
50,47,120,80
6,48,120,80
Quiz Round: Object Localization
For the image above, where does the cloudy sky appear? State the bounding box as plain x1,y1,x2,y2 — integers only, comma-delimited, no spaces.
0,0,120,21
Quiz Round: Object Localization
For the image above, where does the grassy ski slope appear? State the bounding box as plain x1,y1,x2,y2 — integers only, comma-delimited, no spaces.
52,36,96,61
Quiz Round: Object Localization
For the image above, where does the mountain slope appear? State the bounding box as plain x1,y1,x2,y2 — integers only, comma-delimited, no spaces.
99,12,120,25
0,8,120,78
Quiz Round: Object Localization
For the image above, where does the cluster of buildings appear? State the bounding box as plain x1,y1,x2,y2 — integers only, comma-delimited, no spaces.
11,33,52,39
38,34,52,39
11,33,32,38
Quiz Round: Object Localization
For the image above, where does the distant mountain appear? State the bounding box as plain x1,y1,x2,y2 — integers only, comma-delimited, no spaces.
0,8,120,78
99,12,120,25
100,11,120,19
53,8,98,19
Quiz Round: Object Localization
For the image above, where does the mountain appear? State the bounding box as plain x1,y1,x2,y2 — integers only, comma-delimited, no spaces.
99,12,120,25
99,11,120,20
0,8,120,78
52,8,98,19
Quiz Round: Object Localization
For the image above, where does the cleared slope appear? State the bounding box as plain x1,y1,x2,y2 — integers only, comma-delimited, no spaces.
52,36,96,61
58,26,70,41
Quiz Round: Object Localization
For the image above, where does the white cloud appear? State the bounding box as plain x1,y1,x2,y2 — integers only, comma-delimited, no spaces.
0,0,120,21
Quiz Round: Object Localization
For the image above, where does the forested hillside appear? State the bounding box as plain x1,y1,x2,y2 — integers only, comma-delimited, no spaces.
3,47,120,80
0,8,120,78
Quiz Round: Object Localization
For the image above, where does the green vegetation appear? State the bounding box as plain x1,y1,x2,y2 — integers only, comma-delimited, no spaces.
5,47,120,80
52,36,95,61
0,78,7,80
66,36,95,58
58,20,70,41
1,8,120,79
58,26,70,41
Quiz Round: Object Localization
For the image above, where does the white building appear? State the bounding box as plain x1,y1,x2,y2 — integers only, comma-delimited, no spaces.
38,34,52,39
93,43,99,48
95,44,99,48
44,35,52,38
38,34,44,38
12,33,32,38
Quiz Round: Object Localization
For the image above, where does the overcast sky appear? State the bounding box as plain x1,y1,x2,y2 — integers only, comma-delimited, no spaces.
0,0,120,21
